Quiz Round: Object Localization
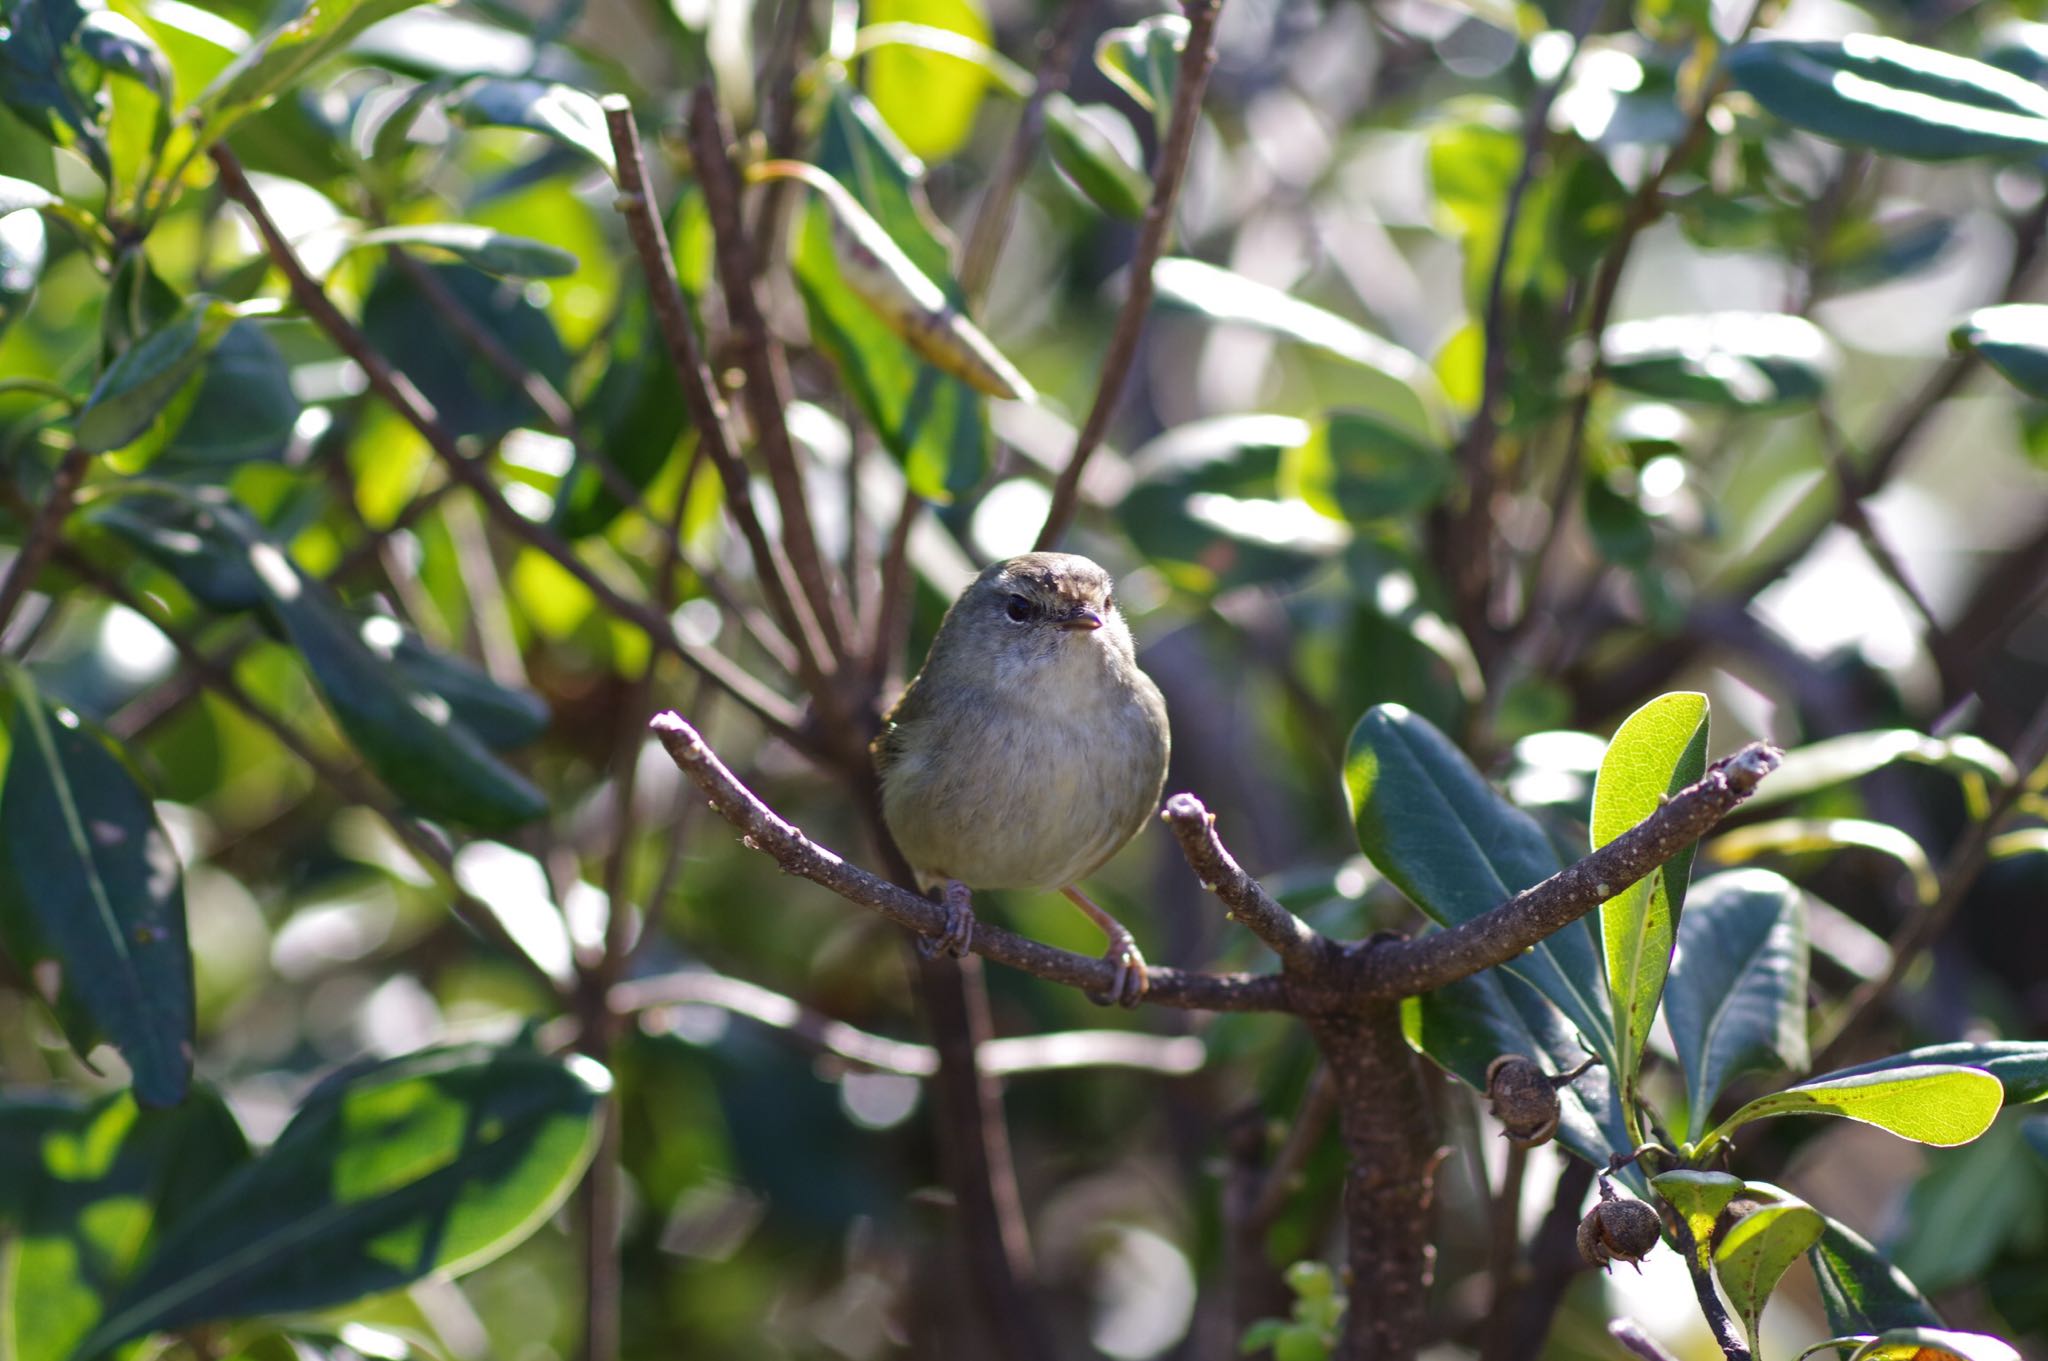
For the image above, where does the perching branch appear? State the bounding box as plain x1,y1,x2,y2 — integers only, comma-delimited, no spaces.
1160,792,1324,971
1349,742,1781,999
648,710,1294,1012
1033,0,1223,552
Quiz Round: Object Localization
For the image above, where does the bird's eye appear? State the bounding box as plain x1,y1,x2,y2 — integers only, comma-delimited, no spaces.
1004,594,1031,622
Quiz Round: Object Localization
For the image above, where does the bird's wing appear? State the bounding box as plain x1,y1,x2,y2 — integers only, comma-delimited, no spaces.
870,672,932,778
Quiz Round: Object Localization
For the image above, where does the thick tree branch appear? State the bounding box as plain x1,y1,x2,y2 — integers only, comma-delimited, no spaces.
1350,743,1781,998
1033,0,1221,551
649,711,1293,1011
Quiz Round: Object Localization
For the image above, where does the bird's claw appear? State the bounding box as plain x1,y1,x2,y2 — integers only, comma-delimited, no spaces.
917,880,975,959
1088,935,1148,1008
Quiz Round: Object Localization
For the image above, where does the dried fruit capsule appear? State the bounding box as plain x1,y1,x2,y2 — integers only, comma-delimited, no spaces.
1578,1184,1662,1273
1486,1055,1562,1147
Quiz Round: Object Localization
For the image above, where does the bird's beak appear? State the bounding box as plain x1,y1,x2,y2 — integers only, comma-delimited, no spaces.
1060,607,1104,632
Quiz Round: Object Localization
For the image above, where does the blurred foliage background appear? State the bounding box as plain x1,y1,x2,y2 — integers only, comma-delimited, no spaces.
3,0,2048,1353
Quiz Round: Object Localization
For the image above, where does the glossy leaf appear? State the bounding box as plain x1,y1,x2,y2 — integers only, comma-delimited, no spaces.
360,262,571,440
190,0,437,146
1347,704,1616,1065
1652,1170,1744,1269
343,224,579,278
1602,311,1836,408
1592,691,1708,1096
156,320,302,469
792,84,989,500
1153,258,1446,436
1044,95,1149,220
1285,411,1450,523
377,614,552,751
1705,1064,2003,1149
1728,36,2048,161
74,295,237,455
0,667,193,1107
862,0,991,161
91,490,271,611
1953,304,2048,400
1665,870,1810,1139
1095,13,1187,132
0,199,46,331
445,76,615,171
1820,1042,2048,1107
1810,1215,1944,1337
1122,437,1345,595
79,1045,609,1353
1712,817,1937,905
0,0,108,176
1748,728,2015,807
76,10,170,97
1714,1195,1826,1353
1849,1329,2020,1361
555,293,692,538
0,1090,248,1361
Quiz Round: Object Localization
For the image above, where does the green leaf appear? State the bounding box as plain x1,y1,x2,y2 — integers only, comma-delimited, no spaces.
445,76,615,172
375,613,551,751
1592,691,1708,1099
1652,1170,1744,1269
0,174,56,215
1953,304,2048,400
74,294,238,456
360,262,570,441
79,1044,609,1354
76,10,170,97
342,224,579,278
1714,1195,1826,1354
0,0,108,176
1664,870,1810,1139
190,0,441,147
792,84,989,501
1152,258,1448,437
1711,817,1937,906
1819,1043,2048,1107
1404,967,1634,1179
1747,729,2016,808
1810,1215,1944,1337
1044,95,1150,220
862,0,992,162
1705,1064,2004,1149
1848,1329,2019,1361
0,667,192,1107
1727,36,2048,161
1095,13,1187,134
90,489,271,611
1347,704,1616,1065
1284,411,1451,523
0,196,46,333
0,1089,249,1361
1602,311,1837,408
156,319,302,470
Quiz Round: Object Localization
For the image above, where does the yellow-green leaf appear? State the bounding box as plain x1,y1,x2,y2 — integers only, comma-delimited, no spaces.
1705,1064,2004,1149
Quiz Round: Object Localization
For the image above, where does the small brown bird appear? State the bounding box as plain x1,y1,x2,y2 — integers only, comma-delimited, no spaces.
872,553,1171,1005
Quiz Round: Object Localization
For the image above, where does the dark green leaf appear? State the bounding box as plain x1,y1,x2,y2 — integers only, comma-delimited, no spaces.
80,1045,608,1353
445,76,615,172
1665,870,1810,1139
1043,94,1149,220
76,10,170,97
75,295,237,455
1821,1043,2048,1107
345,223,580,278
0,667,192,1107
156,320,302,469
555,293,691,538
190,0,439,146
1094,12,1186,134
360,262,570,441
1810,1215,1944,1336
1705,1064,2003,1149
1285,411,1450,523
1728,36,2048,160
1714,1195,1826,1352
377,614,551,750
0,0,108,176
1346,704,1616,1064
1824,211,1955,290
793,83,989,501
1602,311,1836,408
90,489,271,611
1592,691,1708,1095
1954,304,2048,400
0,1089,248,1361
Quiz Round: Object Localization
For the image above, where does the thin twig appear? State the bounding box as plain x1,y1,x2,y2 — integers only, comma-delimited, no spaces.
0,446,90,643
648,710,1293,1011
1814,405,1943,644
1160,792,1325,970
209,145,808,748
1482,1140,1529,1361
1668,1212,1751,1361
1033,0,1222,551
867,482,920,687
1350,743,1780,998
1608,1319,1684,1361
1247,1066,1337,1228
957,0,1096,302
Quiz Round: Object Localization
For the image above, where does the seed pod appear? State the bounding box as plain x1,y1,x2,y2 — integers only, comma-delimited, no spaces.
1578,1185,1662,1273
1486,1055,1562,1146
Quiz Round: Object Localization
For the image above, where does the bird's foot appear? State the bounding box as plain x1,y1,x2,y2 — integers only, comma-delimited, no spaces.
1091,932,1149,1009
917,879,976,959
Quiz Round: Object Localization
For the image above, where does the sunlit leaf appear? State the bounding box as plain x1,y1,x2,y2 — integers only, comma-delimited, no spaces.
862,0,991,161
1705,1064,2003,1149
74,294,238,456
1820,1042,2048,1107
1095,12,1186,133
359,262,570,441
1953,304,2048,400
190,0,440,147
342,223,579,278
1664,870,1809,1139
1747,728,2015,808
0,667,192,1108
1602,311,1836,408
1848,1329,2020,1361
0,0,109,176
1652,1170,1744,1269
1043,95,1149,220
1710,817,1937,906
1715,1195,1826,1353
1284,411,1450,523
445,76,615,172
1810,1215,1944,1337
